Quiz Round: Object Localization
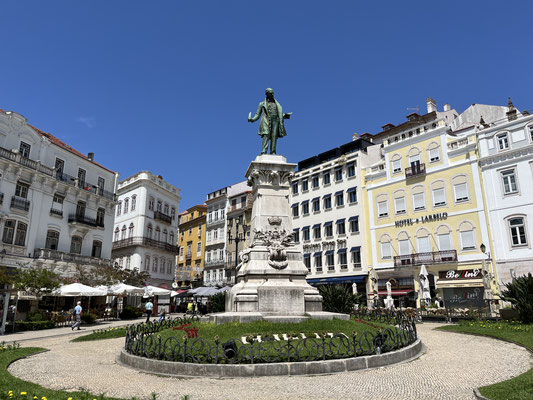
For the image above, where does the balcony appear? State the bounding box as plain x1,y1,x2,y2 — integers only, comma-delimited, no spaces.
0,192,3,205
68,213,104,228
204,259,225,268
11,196,30,211
405,163,426,179
112,236,179,253
154,210,172,224
394,250,457,267
0,146,116,201
50,208,63,217
186,252,192,260
34,248,113,267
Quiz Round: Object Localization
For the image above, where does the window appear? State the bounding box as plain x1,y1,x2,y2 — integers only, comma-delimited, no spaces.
508,217,528,246
323,170,330,185
114,227,119,241
313,225,321,239
412,187,425,211
116,202,122,216
324,222,333,237
157,200,162,212
153,257,158,272
303,254,311,271
293,229,299,243
391,156,402,174
323,195,332,210
149,197,154,211
164,204,169,215
417,232,431,253
312,175,319,188
147,224,153,238
121,225,127,240
93,208,104,227
314,253,323,271
432,186,446,207
167,261,172,275
349,216,359,233
335,191,344,206
501,169,518,195
45,230,59,250
169,231,175,244
180,246,184,256
128,223,134,237
497,133,510,151
92,240,102,258
312,198,320,212
302,201,309,215
351,247,361,269
77,168,86,188
381,240,392,259
348,188,357,203
394,196,406,214
187,241,192,257
292,181,299,194
347,162,355,177
459,222,475,250
171,207,176,220
454,183,469,203
76,201,86,217
429,147,440,162
302,179,309,191
70,236,82,254
197,226,202,237
326,252,335,269
377,200,388,217
339,250,347,268
529,124,533,142
14,222,27,246
438,233,452,251
144,255,150,271
302,226,310,241
197,241,202,253
188,226,192,235
97,177,105,196
2,220,15,244
335,167,343,181
55,158,64,177
19,141,31,158
155,227,161,241
15,182,29,199
337,219,346,235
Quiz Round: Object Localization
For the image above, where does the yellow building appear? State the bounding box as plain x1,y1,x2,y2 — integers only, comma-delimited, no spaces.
177,204,206,287
362,100,498,311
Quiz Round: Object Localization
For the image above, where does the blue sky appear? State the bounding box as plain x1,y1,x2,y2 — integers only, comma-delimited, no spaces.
2,1,532,210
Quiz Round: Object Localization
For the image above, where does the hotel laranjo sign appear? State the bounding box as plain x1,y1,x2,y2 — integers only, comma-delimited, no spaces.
395,212,448,228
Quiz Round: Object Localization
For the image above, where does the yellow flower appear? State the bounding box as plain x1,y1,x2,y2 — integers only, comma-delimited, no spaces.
20,393,27,395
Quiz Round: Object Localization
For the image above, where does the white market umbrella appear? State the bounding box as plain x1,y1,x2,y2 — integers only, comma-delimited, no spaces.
419,264,432,306
352,282,358,295
109,283,144,295
385,280,394,310
217,286,231,293
54,283,107,297
143,285,172,297
193,287,219,297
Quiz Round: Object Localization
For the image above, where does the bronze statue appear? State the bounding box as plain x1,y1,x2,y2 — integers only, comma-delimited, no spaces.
248,88,292,155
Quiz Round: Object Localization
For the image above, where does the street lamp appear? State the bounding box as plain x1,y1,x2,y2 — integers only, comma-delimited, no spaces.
227,217,248,285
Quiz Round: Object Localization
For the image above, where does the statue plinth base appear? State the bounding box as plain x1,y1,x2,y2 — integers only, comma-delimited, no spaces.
209,155,348,324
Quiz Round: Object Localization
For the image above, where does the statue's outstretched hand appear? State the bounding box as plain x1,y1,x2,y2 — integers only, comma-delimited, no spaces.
248,112,254,122
283,112,292,119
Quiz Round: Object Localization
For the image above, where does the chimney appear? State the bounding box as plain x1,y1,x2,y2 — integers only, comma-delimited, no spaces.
426,97,437,113
507,97,517,121
352,133,359,141
443,103,451,111
88,152,94,161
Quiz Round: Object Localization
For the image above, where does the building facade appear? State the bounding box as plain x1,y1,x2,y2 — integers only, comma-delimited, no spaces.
290,138,373,292
111,171,180,289
362,98,498,310
203,186,228,286
473,101,533,287
177,204,206,287
0,108,118,278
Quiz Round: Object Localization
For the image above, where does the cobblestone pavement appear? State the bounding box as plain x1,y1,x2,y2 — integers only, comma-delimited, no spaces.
9,323,532,400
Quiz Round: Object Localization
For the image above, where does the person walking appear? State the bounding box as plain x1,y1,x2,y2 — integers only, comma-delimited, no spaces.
145,299,154,323
71,301,82,330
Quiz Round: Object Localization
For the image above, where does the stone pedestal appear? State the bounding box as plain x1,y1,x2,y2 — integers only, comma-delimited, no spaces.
210,155,346,324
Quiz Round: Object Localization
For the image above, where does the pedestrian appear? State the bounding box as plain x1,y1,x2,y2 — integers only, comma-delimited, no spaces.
71,301,82,330
145,299,154,323
187,301,193,315
158,309,166,322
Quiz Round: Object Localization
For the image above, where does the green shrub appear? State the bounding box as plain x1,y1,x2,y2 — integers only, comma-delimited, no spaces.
209,292,226,313
27,310,49,322
15,320,55,331
500,272,533,323
318,284,361,314
81,312,98,324
120,305,142,320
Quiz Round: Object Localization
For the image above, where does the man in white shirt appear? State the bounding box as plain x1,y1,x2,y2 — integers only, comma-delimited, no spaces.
72,301,82,330
145,299,154,323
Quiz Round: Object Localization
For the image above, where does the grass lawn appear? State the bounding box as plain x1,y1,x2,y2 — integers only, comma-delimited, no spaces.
437,320,533,400
71,327,128,342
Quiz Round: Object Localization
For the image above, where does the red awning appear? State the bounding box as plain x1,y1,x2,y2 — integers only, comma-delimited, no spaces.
378,290,413,296
158,283,172,290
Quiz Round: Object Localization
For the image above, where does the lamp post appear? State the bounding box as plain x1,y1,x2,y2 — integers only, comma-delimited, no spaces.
227,217,248,285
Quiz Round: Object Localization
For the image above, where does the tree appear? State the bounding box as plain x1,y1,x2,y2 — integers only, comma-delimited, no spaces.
500,273,533,323
74,263,150,288
14,267,61,297
318,284,362,314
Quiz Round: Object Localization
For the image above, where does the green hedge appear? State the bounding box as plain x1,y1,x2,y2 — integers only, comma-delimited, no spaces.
80,313,98,324
14,320,55,331
119,306,142,320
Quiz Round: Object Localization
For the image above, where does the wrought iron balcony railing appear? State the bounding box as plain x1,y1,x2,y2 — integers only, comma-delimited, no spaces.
405,163,426,179
10,196,30,211
34,248,113,267
68,213,104,228
50,208,63,217
154,211,172,224
394,250,457,267
112,236,179,253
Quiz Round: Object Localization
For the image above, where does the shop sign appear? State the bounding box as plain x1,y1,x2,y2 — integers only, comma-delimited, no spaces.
443,287,484,308
439,269,481,280
395,212,448,228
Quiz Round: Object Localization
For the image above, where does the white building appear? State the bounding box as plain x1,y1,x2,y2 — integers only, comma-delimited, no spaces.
289,137,373,290
111,171,180,289
468,100,533,287
0,108,118,276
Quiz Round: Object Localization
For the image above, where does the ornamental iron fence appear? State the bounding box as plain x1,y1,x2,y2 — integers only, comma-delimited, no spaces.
123,310,417,365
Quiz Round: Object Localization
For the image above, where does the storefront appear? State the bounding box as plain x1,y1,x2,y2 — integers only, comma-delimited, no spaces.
435,268,485,309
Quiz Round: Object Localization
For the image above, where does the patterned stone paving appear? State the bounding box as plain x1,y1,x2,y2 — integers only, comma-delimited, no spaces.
9,323,532,400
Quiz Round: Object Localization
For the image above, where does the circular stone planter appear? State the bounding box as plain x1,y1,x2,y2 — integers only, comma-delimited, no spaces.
119,338,423,378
